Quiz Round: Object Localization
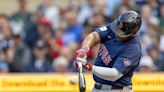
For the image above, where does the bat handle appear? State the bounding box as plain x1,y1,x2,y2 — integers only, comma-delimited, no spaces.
78,62,83,72
77,60,86,92
77,57,87,72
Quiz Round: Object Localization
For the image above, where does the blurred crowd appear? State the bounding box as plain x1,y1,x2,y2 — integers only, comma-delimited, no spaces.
0,0,163,73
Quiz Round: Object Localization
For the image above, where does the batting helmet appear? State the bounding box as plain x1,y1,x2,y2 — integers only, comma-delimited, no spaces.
110,11,142,38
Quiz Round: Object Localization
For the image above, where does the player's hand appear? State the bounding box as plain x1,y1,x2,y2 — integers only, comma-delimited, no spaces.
76,57,87,65
74,58,93,71
75,48,89,59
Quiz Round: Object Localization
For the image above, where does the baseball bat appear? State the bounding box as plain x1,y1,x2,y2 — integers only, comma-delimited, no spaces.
78,62,86,92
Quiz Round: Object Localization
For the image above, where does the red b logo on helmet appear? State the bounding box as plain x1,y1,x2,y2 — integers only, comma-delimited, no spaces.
118,22,123,29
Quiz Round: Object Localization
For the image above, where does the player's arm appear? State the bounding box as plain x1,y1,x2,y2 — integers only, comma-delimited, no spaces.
75,25,109,59
92,66,123,81
75,31,100,59
81,31,101,49
76,59,123,81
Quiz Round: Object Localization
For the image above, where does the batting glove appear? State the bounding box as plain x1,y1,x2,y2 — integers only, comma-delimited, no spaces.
75,48,89,59
74,58,93,71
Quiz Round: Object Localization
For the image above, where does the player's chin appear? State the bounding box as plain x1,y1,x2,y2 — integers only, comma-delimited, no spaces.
116,34,135,42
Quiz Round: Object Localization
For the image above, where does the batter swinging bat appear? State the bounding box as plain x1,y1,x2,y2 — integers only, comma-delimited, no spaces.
78,61,86,92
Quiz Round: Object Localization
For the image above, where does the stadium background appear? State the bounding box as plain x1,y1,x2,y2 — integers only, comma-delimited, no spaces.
0,0,163,92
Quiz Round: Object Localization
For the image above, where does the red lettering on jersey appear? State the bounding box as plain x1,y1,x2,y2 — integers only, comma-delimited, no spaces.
99,44,112,65
102,51,108,60
104,55,111,65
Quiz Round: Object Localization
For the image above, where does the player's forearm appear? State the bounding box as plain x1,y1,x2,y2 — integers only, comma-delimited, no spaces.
92,65,123,81
81,32,100,49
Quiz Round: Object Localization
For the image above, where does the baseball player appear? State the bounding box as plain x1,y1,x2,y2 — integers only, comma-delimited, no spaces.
75,11,142,92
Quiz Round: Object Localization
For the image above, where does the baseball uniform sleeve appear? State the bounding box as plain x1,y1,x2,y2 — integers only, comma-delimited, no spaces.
95,26,109,43
113,45,141,75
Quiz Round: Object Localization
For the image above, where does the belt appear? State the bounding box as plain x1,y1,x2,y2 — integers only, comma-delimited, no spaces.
94,83,131,90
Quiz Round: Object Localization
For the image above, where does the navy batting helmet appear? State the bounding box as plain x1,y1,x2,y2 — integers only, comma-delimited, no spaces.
110,11,142,38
